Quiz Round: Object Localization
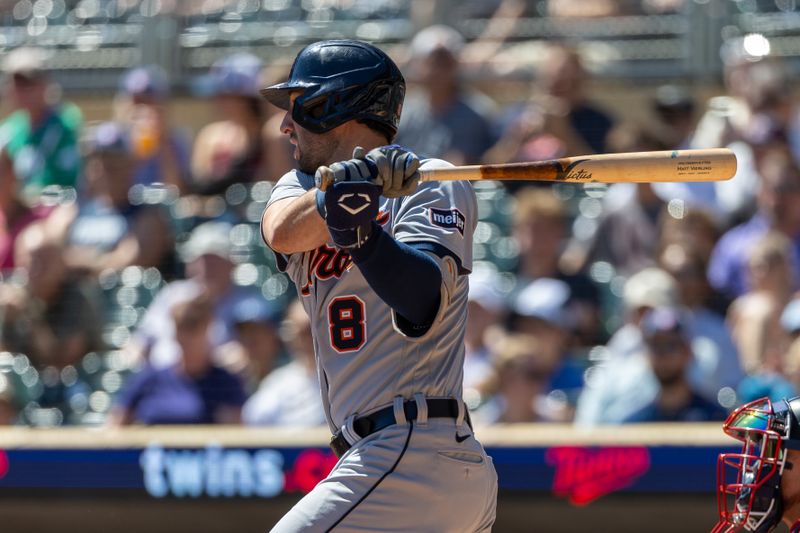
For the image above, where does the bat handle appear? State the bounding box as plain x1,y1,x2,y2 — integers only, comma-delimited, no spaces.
315,167,334,192
315,158,381,191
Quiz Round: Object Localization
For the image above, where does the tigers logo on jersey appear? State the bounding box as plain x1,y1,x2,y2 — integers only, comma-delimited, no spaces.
300,211,390,296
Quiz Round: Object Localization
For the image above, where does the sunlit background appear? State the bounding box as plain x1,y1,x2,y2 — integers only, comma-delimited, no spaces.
0,1,800,532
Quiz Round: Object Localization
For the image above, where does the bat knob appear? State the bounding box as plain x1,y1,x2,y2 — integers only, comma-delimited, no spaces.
315,166,334,192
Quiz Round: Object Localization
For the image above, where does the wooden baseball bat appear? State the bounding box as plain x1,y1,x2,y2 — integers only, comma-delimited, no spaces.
419,148,736,184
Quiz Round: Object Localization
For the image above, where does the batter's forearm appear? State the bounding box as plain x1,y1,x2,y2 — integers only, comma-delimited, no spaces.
349,223,442,326
261,190,330,254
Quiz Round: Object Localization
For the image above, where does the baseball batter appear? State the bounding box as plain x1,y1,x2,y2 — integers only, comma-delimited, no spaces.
260,40,498,532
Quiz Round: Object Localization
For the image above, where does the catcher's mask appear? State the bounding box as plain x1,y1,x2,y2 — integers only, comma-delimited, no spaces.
713,397,800,533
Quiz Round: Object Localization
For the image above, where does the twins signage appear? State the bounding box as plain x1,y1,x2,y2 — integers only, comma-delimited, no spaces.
140,445,338,498
546,446,651,505
0,444,724,501
0,450,8,480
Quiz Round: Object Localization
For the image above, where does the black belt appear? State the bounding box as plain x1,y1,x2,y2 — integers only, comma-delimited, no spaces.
329,398,467,458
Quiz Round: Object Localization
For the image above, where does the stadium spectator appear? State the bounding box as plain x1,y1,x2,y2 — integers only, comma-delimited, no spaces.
191,53,272,195
0,47,82,197
568,126,666,276
649,86,723,217
708,148,800,300
512,188,603,346
620,307,728,423
508,278,584,411
727,232,796,375
395,25,497,165
472,332,568,425
657,242,742,381
0,149,55,271
692,48,800,218
464,268,507,393
0,222,103,368
576,268,740,425
657,205,722,281
778,299,800,397
49,122,173,276
484,43,614,172
242,299,325,427
112,65,191,192
575,268,676,425
218,293,283,394
625,263,741,392
108,292,245,426
652,85,696,150
658,217,728,317
129,220,261,369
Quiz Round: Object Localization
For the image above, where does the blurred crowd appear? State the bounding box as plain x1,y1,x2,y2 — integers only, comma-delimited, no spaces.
1,19,799,429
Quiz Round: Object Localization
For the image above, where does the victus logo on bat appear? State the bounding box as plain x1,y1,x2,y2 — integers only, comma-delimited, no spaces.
546,446,651,505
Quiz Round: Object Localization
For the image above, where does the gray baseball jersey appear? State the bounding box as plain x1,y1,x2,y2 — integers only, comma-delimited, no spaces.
267,158,476,432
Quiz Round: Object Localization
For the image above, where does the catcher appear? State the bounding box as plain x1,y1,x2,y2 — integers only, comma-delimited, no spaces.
714,396,800,532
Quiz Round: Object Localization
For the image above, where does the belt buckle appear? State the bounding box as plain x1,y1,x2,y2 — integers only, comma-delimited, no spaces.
329,431,350,459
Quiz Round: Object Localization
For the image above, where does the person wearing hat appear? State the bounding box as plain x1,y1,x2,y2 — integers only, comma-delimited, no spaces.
191,53,277,195
712,395,800,533
109,291,246,426
52,121,173,275
112,65,191,192
242,299,325,427
648,85,726,218
393,25,496,166
620,306,728,423
464,267,507,393
575,267,741,425
483,42,614,178
218,293,283,394
129,220,261,369
508,277,585,414
0,47,82,196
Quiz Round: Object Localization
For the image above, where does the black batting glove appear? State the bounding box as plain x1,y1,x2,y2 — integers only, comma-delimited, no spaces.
315,146,378,193
320,181,381,249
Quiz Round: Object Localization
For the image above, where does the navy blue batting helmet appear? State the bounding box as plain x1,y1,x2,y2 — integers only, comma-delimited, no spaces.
260,40,405,138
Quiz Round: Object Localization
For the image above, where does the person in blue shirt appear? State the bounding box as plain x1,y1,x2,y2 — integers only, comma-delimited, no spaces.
621,307,728,423
113,65,192,192
108,292,245,425
708,147,800,300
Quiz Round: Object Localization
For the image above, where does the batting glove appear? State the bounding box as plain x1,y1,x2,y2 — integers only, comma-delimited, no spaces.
323,180,381,249
315,146,378,192
366,145,421,198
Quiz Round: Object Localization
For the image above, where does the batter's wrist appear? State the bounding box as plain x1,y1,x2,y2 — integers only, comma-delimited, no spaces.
348,222,382,263
315,188,327,219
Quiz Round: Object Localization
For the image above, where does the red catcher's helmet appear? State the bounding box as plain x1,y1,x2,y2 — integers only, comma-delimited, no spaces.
713,397,800,533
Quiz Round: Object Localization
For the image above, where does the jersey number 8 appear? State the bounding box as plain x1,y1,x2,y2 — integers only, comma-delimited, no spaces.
328,296,367,353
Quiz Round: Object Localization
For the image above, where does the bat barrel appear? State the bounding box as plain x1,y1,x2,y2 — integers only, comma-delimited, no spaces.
419,149,737,184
